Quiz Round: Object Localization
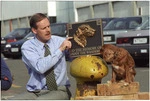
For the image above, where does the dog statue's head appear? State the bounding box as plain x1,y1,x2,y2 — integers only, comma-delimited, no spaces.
100,44,118,63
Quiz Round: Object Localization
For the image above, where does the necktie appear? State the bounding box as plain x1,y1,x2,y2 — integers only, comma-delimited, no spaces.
44,44,57,91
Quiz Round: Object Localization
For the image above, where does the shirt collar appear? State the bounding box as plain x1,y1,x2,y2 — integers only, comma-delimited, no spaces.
34,37,51,50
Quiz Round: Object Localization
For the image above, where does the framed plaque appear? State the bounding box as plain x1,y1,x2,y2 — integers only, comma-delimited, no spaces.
68,19,103,57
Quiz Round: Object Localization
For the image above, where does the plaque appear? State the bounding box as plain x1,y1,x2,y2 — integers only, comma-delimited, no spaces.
68,19,103,57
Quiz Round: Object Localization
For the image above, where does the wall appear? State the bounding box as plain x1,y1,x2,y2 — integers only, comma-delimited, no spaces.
74,1,149,22
1,1,149,36
1,1,47,20
56,1,75,23
1,1,47,37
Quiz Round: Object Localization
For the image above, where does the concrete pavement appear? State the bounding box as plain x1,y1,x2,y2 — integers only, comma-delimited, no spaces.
1,58,149,100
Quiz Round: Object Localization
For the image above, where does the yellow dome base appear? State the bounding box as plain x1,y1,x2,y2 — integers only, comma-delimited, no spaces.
70,55,109,97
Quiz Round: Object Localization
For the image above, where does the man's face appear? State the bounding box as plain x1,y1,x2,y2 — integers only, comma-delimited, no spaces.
32,18,51,43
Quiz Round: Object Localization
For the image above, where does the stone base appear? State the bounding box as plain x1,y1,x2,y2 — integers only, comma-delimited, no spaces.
74,82,149,100
75,81,99,97
138,92,150,100
75,92,150,100
97,82,139,96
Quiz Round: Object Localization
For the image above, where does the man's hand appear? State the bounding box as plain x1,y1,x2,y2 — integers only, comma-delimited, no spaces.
59,37,73,51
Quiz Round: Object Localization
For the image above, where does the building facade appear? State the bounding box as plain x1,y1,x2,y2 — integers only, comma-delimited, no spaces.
1,1,149,36
57,1,149,22
1,1,47,36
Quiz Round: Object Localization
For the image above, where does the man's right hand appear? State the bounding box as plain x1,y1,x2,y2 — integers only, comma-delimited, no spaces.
59,37,73,51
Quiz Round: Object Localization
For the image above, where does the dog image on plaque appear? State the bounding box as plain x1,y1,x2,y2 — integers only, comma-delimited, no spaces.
68,20,103,57
73,24,96,48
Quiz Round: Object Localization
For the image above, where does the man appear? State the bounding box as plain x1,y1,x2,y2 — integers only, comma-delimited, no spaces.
1,57,12,91
9,13,72,100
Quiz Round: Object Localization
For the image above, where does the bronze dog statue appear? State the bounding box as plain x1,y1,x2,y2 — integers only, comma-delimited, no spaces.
100,44,136,83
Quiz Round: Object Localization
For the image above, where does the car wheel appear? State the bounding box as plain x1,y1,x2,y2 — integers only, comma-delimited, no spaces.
12,55,22,59
135,59,149,67
3,53,11,58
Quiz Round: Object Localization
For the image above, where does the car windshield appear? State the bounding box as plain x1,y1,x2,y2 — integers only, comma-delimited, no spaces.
51,24,67,36
104,17,142,30
24,32,34,39
102,20,107,28
104,20,126,30
85,18,114,28
5,28,29,37
136,19,149,30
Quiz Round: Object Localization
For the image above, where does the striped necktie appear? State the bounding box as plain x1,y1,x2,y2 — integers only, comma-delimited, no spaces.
44,43,57,91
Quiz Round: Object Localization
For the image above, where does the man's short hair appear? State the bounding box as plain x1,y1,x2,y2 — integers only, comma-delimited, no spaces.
30,13,48,29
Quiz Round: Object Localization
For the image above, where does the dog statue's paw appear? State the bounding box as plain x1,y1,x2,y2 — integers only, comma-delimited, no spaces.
124,82,129,86
107,80,112,84
110,79,116,83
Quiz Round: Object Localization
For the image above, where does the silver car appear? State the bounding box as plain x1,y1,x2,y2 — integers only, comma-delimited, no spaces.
103,16,148,45
116,19,149,66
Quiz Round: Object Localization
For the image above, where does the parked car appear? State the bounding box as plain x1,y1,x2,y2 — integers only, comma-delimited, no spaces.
103,16,149,45
3,23,68,59
116,18,149,66
3,32,34,58
1,28,31,54
50,22,68,37
85,17,116,28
